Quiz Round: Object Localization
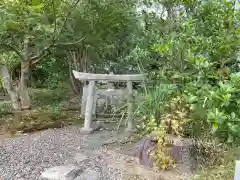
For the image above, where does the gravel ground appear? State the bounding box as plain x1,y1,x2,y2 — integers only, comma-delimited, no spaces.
0,125,193,180
0,125,125,180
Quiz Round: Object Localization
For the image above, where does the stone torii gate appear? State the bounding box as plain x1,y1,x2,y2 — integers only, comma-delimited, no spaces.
72,70,146,134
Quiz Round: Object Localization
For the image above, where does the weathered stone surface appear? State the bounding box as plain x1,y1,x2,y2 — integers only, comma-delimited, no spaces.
170,137,193,163
74,153,88,163
170,136,197,172
134,136,157,168
75,168,100,180
134,135,197,172
41,165,82,180
80,128,93,135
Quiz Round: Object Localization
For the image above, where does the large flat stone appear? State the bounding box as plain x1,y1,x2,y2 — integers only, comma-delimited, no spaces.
41,165,82,180
75,168,100,180
74,153,88,163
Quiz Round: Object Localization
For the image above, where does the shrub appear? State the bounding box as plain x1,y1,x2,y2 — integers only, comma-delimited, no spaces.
138,94,191,170
192,147,239,180
183,72,240,143
0,102,13,116
206,72,240,143
135,83,177,124
194,137,226,168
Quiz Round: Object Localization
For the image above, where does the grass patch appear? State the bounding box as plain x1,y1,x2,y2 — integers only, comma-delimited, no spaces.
0,88,83,135
2,106,83,134
30,87,70,107
0,102,13,117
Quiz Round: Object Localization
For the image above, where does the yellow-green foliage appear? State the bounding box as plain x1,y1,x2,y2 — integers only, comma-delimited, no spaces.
141,96,191,170
151,125,175,170
0,76,3,89
143,116,175,170
161,96,190,136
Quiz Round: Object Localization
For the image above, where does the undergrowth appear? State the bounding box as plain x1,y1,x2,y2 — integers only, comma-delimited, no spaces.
136,84,236,174
193,147,240,180
0,102,13,116
0,88,82,135
136,84,184,170
30,87,69,107
3,106,82,134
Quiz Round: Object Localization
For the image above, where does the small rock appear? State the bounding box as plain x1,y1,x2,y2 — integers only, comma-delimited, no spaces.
41,165,82,180
16,173,22,178
74,153,88,163
80,128,93,135
75,168,100,180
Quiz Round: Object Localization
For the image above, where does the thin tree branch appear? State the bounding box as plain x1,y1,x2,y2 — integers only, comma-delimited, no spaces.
30,36,87,64
30,0,82,64
0,43,23,60
30,44,53,64
30,0,100,64
52,0,57,41
30,44,53,62
54,0,81,41
53,36,87,46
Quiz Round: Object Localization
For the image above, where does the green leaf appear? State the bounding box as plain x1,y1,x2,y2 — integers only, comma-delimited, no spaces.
228,124,238,133
212,123,219,132
32,4,44,10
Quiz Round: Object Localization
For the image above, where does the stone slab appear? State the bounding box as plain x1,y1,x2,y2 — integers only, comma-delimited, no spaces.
41,165,82,180
74,153,88,163
75,168,100,180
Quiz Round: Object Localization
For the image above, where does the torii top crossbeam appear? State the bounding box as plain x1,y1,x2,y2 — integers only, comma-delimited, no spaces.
72,70,146,82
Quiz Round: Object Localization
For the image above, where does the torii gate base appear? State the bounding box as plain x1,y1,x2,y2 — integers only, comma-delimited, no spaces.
72,70,145,134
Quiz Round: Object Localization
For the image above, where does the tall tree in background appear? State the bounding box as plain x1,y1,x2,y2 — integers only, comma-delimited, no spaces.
0,0,72,110
0,0,138,110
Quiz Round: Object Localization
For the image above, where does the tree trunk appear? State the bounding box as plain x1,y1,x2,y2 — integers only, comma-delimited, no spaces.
235,0,240,71
67,48,88,96
18,60,31,110
69,60,79,94
0,65,20,110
